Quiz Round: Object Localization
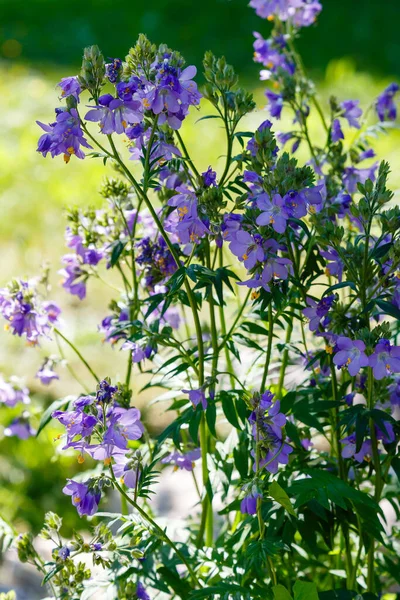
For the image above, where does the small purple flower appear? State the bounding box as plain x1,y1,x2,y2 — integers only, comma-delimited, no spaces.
331,118,344,143
103,407,144,450
63,479,101,517
240,489,262,515
320,248,343,281
333,337,369,376
4,416,35,439
85,94,143,135
303,295,335,332
389,377,400,408
122,341,148,363
161,448,201,471
202,166,217,187
369,339,400,380
57,76,81,102
136,582,150,600
229,230,265,269
0,376,30,407
105,58,122,83
340,100,362,129
375,83,399,122
266,90,284,119
183,388,207,410
52,409,98,445
37,108,91,163
260,442,293,474
341,433,372,463
36,364,59,385
256,193,289,234
58,546,70,561
59,254,87,300
343,164,377,194
113,453,140,488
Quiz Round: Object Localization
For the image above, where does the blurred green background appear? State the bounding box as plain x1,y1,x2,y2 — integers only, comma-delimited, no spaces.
0,0,400,536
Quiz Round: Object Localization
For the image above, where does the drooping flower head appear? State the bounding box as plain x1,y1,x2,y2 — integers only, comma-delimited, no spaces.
375,83,399,122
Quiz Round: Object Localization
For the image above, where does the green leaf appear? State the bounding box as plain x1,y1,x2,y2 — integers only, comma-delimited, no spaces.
109,239,127,267
157,566,192,599
293,581,319,600
273,585,293,600
375,298,400,320
269,481,296,517
221,393,240,429
322,281,357,297
36,396,74,437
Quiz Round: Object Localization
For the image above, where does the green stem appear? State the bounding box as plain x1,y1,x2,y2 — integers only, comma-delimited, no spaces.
277,316,293,398
260,303,274,392
110,467,201,588
53,328,100,384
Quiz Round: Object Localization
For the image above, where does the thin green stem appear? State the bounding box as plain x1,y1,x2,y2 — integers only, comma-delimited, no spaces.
277,316,293,398
54,328,100,384
109,467,201,588
260,303,274,392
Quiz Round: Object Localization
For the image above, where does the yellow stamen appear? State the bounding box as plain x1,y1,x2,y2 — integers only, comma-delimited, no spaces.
63,153,71,164
104,457,112,466
242,253,249,260
77,455,85,464
121,120,127,129
251,290,260,300
346,357,352,365
267,14,274,21
325,345,333,355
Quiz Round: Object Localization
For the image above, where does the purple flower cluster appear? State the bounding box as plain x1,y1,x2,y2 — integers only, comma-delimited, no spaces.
0,280,61,344
59,229,105,300
52,379,144,515
136,235,177,290
375,83,399,122
250,390,293,474
303,295,335,332
249,0,322,28
37,108,91,163
165,187,210,249
161,448,201,471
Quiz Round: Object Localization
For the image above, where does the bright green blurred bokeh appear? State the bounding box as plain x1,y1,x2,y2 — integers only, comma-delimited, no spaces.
0,1,399,534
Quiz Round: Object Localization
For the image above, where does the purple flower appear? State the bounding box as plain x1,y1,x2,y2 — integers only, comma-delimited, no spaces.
37,108,91,163
59,254,87,300
122,341,148,363
343,164,377,194
303,295,335,332
85,94,143,135
57,76,81,102
105,58,122,83
266,90,284,119
52,409,98,445
249,0,321,27
333,337,369,376
113,453,140,488
36,364,59,385
375,83,399,122
0,376,30,407
331,118,344,143
369,339,400,380
103,407,144,450
183,388,207,410
240,489,262,515
260,442,293,474
136,582,150,600
262,256,292,284
57,546,70,561
389,377,400,408
202,166,217,187
341,434,372,463
256,193,288,233
229,230,265,269
4,416,35,439
63,479,101,516
161,448,201,471
166,191,209,246
340,100,362,128
320,248,343,281
253,32,294,76
376,421,396,445
96,379,118,403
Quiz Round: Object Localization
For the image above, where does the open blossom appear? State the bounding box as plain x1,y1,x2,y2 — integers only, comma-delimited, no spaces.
103,408,144,450
37,108,91,163
340,100,362,128
0,281,60,343
229,230,265,269
369,339,400,380
59,254,87,300
36,363,59,385
112,452,140,488
0,375,30,407
166,190,209,246
343,164,377,194
63,479,102,517
4,415,35,439
341,434,372,463
321,248,343,281
57,76,81,101
85,94,143,134
375,83,399,122
333,337,369,376
249,0,321,27
303,295,335,332
253,32,295,76
256,193,288,233
183,387,207,410
161,448,201,471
